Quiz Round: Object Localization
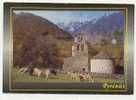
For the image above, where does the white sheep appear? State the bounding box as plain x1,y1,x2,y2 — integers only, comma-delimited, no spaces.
42,69,50,79
19,67,28,73
79,72,93,82
67,71,78,80
32,68,42,77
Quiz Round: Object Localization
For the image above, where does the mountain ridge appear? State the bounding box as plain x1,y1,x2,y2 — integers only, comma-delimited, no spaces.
13,12,73,69
57,12,124,44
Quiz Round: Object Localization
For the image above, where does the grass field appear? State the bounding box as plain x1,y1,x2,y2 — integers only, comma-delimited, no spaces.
12,68,125,84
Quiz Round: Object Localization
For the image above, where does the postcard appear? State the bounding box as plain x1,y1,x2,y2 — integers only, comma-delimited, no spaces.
3,3,134,94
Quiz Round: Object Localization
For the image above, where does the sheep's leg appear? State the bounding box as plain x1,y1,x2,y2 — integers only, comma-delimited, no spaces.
23,69,27,73
38,72,41,77
88,76,90,82
19,69,22,72
46,74,49,80
19,68,24,73
22,69,25,73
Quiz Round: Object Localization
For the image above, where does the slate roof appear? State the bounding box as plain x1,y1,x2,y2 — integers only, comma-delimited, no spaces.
93,50,112,59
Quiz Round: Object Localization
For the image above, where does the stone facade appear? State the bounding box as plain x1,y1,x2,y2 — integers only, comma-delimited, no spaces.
63,33,114,74
90,51,114,74
63,55,88,72
72,33,88,57
63,33,89,72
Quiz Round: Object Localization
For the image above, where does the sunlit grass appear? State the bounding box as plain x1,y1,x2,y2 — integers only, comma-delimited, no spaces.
12,68,125,84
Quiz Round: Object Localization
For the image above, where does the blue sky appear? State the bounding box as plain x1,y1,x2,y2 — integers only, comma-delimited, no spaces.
14,10,120,25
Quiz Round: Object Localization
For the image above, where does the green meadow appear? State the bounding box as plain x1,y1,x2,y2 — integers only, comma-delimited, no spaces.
12,68,125,84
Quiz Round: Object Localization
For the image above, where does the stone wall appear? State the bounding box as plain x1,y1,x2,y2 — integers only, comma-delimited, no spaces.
63,55,88,72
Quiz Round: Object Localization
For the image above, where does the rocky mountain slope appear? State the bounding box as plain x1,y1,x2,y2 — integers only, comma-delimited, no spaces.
57,12,124,44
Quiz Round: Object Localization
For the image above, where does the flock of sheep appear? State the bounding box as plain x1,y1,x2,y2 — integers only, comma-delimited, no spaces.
18,67,94,82
67,71,94,82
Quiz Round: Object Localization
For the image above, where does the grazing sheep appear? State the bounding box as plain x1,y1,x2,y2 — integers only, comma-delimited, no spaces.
67,71,71,76
67,71,78,80
79,73,85,81
71,72,78,80
42,69,50,79
84,73,90,80
85,73,94,82
19,67,51,79
79,72,91,81
19,67,28,73
32,68,42,77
